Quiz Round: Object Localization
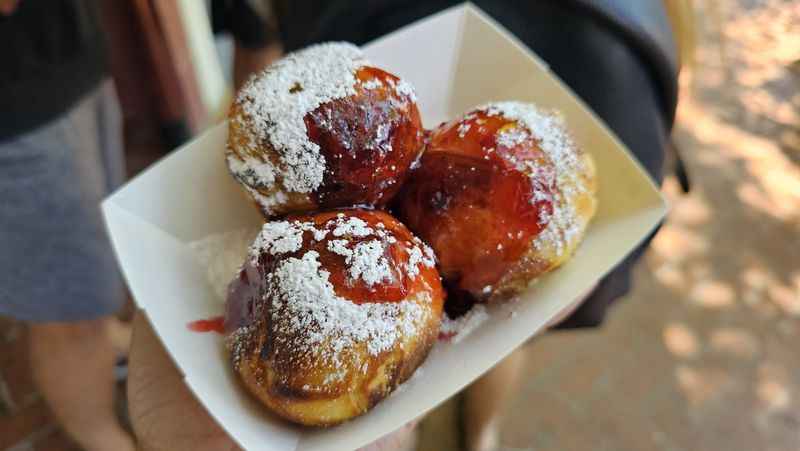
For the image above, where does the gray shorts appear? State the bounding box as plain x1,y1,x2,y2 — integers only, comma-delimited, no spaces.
0,80,126,322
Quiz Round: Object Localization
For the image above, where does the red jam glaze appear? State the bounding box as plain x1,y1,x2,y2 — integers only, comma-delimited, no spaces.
187,316,226,334
299,209,426,304
304,67,424,208
224,209,444,332
396,110,555,301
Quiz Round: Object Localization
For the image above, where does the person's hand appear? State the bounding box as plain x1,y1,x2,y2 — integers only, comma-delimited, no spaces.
128,311,238,451
127,311,417,451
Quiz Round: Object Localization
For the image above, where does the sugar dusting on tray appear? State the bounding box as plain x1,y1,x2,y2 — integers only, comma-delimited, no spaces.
439,305,489,343
189,227,260,302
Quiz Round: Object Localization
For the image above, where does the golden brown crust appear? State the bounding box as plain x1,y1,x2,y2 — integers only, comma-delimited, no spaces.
235,290,439,426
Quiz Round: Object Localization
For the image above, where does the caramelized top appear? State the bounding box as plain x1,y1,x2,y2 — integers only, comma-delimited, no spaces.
305,67,424,208
397,109,556,299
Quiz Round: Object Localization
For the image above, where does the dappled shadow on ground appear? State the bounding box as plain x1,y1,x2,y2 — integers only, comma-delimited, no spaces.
691,0,800,165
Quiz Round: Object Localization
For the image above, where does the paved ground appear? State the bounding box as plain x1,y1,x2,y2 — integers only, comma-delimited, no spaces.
419,0,800,450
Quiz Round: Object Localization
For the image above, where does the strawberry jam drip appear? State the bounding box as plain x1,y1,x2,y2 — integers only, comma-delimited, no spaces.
224,209,443,332
397,110,555,301
187,316,225,334
304,67,424,208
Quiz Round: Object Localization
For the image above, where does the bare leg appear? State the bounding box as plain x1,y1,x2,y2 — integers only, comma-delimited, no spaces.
29,317,136,451
106,317,133,358
463,348,527,451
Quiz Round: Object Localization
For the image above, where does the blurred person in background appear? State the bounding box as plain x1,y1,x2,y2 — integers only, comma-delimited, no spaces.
0,1,135,450
209,0,283,91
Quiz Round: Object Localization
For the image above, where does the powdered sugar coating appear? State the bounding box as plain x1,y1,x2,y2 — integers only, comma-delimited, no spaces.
362,78,384,90
393,79,417,102
326,239,350,256
246,187,288,214
495,127,528,148
250,220,311,257
483,102,589,257
328,239,394,286
265,251,425,359
332,214,373,237
226,153,276,187
231,42,367,194
405,241,436,278
457,122,471,138
349,240,393,285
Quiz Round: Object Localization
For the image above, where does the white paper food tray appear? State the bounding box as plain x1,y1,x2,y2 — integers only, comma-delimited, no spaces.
102,4,667,450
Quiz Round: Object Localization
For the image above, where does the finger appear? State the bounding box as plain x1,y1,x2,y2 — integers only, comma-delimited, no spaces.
128,311,194,449
128,311,185,405
128,311,238,451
